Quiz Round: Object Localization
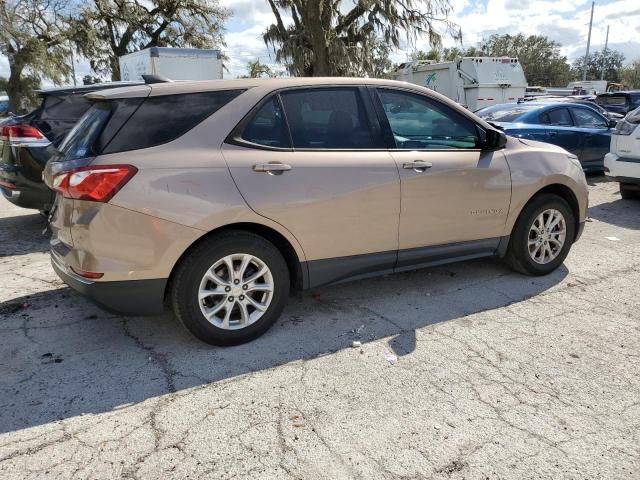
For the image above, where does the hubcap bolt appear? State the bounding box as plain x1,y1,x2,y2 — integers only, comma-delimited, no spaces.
225,286,231,292
234,279,240,285
239,295,245,301
242,285,248,290
228,296,234,302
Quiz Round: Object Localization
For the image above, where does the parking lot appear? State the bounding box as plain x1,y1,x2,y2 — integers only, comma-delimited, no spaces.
0,176,638,479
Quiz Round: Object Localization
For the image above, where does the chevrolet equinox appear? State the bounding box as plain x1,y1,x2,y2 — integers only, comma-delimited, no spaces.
44,78,588,345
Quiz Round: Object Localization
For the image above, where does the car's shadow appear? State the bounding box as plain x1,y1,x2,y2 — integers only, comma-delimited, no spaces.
588,197,640,230
0,258,568,434
0,212,49,257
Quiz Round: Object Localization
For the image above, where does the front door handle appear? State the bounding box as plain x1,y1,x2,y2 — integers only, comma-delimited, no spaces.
403,160,432,172
252,162,292,175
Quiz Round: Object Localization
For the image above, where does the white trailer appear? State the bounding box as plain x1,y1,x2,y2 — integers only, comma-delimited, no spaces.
119,47,223,82
390,57,527,111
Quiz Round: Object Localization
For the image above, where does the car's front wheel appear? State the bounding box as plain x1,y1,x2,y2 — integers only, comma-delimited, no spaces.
505,193,576,276
620,183,638,200
171,232,290,345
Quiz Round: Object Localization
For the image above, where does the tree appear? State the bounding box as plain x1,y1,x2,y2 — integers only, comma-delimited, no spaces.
411,48,440,62
442,47,465,61
474,34,572,87
264,0,460,77
620,59,640,89
571,49,626,83
245,60,273,78
0,0,71,112
69,1,230,81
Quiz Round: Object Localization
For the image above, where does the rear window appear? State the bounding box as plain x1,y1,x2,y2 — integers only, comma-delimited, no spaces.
596,95,626,106
631,94,640,108
475,105,535,122
58,89,244,161
41,94,92,120
103,90,244,154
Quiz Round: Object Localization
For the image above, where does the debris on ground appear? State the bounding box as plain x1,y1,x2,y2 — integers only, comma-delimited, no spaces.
352,340,362,348
605,236,621,241
383,350,398,365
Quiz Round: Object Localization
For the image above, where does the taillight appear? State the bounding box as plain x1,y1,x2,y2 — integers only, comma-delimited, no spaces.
52,165,137,203
1,125,49,144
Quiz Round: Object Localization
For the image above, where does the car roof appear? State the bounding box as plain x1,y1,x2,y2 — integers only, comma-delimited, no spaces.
85,77,426,100
37,82,144,97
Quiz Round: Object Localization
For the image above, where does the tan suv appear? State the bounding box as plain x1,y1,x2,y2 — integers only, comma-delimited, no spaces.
44,78,588,345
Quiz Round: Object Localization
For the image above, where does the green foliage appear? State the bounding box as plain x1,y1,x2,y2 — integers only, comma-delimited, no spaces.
475,34,572,87
620,59,640,89
0,0,70,112
411,48,441,62
245,60,274,78
69,0,230,80
264,0,460,77
571,49,626,83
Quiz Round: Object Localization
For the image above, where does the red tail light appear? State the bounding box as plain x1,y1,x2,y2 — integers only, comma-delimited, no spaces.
1,125,47,143
52,165,137,203
70,267,104,280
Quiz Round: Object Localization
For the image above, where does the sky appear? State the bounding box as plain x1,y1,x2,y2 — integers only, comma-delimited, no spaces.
1,0,639,85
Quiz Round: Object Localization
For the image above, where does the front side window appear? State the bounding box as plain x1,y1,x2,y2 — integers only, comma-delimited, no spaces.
571,107,607,128
279,88,380,149
540,108,573,126
377,89,479,149
241,96,290,148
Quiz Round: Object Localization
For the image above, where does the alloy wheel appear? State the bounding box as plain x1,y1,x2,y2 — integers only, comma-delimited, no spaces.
527,209,566,265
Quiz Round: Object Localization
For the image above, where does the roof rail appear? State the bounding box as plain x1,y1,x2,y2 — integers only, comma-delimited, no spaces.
142,74,173,84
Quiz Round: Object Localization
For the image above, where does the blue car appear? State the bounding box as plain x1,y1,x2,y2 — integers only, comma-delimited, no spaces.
475,102,615,172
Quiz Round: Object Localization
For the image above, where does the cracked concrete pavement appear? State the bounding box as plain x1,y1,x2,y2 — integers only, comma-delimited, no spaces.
0,176,639,479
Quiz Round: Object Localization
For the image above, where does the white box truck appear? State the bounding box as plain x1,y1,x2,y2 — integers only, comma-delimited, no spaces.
119,47,223,82
390,57,527,111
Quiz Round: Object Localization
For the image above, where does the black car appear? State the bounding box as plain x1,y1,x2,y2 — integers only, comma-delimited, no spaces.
0,82,141,213
595,91,640,116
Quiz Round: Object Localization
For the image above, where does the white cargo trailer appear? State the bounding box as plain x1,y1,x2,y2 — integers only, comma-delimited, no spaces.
390,57,527,111
119,47,223,82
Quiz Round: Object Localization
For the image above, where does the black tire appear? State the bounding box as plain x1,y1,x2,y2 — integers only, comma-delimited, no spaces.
504,194,576,276
171,231,290,346
620,184,638,200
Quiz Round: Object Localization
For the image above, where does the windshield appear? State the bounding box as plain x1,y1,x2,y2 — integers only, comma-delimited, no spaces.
475,105,537,122
57,102,111,161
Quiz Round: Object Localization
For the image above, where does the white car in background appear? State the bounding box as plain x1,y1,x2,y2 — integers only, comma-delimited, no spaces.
605,107,640,199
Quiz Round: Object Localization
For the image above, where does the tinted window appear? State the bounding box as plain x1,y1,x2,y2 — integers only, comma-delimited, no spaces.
631,94,640,108
571,107,607,128
378,89,479,149
475,105,536,122
57,103,111,160
596,95,625,106
540,108,572,126
104,89,244,154
241,96,290,148
279,88,380,149
41,94,92,120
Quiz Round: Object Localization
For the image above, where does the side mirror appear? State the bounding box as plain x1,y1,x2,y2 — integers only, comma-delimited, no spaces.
484,128,507,150
608,119,618,128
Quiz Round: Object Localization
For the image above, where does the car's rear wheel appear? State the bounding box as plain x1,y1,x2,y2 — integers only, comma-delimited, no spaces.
171,232,290,345
505,194,576,276
620,183,638,200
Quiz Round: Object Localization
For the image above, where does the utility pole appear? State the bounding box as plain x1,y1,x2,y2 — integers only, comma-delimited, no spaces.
600,24,609,81
69,42,77,87
582,1,595,82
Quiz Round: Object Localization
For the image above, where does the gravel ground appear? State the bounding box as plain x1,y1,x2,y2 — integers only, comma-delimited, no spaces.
0,176,639,480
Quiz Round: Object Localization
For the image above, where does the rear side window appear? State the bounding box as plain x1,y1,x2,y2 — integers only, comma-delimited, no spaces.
41,94,92,120
539,108,572,126
631,94,640,108
597,95,625,106
279,88,381,149
241,96,290,148
103,89,244,154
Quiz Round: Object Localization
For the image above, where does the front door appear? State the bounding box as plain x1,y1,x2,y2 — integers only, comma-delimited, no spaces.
222,87,401,286
372,87,511,269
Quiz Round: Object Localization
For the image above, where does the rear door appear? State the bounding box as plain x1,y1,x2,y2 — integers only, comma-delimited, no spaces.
567,106,610,167
538,107,582,156
223,87,401,287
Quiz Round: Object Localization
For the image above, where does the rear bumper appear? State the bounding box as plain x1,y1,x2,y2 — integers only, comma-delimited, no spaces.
51,253,167,316
604,153,640,181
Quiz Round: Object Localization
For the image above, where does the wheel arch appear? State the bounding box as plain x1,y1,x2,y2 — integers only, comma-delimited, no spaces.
516,183,581,241
165,222,307,302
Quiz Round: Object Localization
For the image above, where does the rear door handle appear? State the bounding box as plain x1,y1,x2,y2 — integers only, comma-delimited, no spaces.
252,162,292,175
403,160,432,172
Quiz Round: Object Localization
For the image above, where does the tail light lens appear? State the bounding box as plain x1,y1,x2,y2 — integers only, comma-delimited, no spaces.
1,125,49,144
52,165,137,203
